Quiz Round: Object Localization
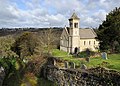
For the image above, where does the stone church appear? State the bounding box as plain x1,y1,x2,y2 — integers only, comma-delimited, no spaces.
60,13,99,53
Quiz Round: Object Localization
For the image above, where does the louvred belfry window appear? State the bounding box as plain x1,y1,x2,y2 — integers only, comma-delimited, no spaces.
74,23,78,28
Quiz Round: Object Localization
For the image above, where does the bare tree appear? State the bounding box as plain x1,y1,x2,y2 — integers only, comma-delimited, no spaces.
25,28,59,75
38,28,59,54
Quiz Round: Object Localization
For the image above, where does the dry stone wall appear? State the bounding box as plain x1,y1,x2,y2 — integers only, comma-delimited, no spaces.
42,57,120,86
43,66,120,86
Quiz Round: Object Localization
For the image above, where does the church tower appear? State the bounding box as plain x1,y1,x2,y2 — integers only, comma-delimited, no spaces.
69,12,80,53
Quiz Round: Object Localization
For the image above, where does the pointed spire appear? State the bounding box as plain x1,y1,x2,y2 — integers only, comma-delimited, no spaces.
69,12,79,20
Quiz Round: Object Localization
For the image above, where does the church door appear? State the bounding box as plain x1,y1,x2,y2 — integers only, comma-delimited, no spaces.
74,47,78,54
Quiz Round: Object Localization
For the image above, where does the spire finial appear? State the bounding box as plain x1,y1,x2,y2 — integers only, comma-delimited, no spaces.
69,11,79,20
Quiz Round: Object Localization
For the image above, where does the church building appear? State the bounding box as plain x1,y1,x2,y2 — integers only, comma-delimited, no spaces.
60,13,99,53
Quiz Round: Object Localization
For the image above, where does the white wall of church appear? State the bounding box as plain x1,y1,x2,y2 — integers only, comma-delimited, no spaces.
60,46,68,52
79,39,99,52
69,19,80,36
71,36,80,53
60,36,69,53
60,13,99,53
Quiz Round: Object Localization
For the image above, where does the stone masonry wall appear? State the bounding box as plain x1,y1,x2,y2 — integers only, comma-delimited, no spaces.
43,58,120,86
43,66,120,86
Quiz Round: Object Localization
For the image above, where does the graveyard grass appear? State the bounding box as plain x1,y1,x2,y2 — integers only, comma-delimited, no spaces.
52,49,120,71
52,49,81,66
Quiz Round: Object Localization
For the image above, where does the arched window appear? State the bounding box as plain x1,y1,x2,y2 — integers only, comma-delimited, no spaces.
89,41,91,45
74,23,78,28
84,41,86,45
94,41,95,45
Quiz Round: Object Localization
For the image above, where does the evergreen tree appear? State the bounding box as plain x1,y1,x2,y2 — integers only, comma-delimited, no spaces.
97,7,120,53
11,32,38,59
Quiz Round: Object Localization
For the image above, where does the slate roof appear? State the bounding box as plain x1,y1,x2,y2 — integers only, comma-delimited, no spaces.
79,29,97,39
69,12,80,20
66,28,97,39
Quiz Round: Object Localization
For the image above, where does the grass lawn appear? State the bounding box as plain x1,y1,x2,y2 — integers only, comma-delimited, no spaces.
85,54,120,71
52,49,81,66
52,49,120,71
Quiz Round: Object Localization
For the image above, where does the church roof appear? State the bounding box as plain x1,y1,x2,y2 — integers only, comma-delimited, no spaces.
65,28,97,39
79,29,97,39
69,12,79,20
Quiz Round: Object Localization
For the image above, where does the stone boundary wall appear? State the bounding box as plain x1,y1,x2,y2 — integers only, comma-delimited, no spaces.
43,66,120,86
42,57,120,86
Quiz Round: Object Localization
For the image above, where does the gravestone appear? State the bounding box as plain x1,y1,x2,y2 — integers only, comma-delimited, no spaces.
0,66,5,86
65,62,69,68
80,64,87,70
52,59,56,66
85,57,90,62
70,62,75,69
0,67,4,73
101,52,108,60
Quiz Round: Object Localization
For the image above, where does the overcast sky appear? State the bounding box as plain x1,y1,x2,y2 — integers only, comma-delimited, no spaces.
0,0,120,28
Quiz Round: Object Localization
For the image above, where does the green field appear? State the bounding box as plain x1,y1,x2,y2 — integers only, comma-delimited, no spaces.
52,49,120,71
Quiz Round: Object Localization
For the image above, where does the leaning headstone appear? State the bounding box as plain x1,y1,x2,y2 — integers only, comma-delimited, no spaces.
70,62,75,69
65,62,69,68
80,64,87,70
101,52,108,60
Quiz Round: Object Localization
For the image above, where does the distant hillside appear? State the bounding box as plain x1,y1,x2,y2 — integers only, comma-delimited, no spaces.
0,27,63,37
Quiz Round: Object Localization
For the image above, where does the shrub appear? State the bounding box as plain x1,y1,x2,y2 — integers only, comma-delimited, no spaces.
115,45,120,53
77,49,96,58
